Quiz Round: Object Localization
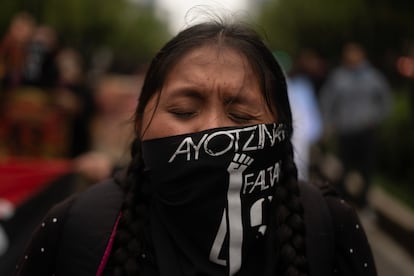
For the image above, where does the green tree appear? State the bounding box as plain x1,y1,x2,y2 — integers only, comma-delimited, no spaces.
257,0,414,68
0,0,170,64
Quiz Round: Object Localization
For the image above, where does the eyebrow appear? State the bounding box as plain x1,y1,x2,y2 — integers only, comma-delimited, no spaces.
167,87,206,101
165,79,260,105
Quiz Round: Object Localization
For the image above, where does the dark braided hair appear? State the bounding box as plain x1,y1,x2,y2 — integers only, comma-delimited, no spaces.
275,142,308,276
105,20,308,276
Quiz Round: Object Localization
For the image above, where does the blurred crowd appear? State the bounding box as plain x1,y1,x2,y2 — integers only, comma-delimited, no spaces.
0,11,396,208
278,42,393,210
0,12,146,183
0,13,148,273
0,10,396,274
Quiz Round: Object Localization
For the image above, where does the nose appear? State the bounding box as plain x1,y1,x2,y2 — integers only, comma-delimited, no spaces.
203,116,222,130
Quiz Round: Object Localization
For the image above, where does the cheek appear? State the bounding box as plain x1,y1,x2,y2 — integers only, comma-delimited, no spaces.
139,96,157,139
141,113,193,140
140,112,161,142
140,97,185,140
141,117,169,140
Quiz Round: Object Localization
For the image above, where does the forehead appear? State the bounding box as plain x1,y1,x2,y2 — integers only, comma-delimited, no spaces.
164,45,258,84
180,44,246,62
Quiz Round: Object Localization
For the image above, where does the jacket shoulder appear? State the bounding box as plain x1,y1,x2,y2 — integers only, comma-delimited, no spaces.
55,178,124,275
299,181,335,276
302,180,377,275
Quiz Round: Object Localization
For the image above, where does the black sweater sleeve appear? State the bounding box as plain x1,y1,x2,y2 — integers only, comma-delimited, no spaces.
325,196,377,276
16,178,125,276
15,196,75,276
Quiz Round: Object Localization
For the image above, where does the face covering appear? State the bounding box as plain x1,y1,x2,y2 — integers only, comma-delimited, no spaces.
141,123,288,276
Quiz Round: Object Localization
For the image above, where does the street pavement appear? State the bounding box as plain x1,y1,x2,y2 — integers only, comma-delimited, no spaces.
359,209,414,276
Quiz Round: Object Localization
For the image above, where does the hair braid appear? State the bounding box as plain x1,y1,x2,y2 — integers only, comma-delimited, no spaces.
274,140,308,276
104,138,149,276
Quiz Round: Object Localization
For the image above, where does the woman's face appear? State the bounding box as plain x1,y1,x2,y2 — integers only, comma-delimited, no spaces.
140,45,276,140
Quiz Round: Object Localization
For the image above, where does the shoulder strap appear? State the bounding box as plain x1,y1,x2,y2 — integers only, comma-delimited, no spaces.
56,177,124,276
299,181,335,276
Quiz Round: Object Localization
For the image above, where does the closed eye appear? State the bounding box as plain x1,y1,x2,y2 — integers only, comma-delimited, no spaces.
228,112,257,124
169,108,197,119
165,89,204,119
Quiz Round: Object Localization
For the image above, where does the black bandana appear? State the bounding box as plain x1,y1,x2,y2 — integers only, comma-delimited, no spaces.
141,123,287,275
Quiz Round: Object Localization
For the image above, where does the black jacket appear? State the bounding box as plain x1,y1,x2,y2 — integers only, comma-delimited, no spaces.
16,178,377,276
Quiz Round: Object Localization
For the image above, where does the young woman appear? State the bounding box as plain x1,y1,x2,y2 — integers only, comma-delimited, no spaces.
16,21,377,276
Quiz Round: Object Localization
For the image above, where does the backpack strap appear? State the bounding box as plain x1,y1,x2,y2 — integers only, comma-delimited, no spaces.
299,181,335,276
56,177,124,276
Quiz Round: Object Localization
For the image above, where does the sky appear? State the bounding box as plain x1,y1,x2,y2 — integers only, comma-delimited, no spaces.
155,0,252,33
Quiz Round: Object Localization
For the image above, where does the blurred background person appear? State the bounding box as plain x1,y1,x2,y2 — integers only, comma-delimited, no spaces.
0,12,35,93
294,48,329,97
72,73,143,183
288,76,323,181
320,42,393,208
0,21,65,158
21,25,59,89
283,50,323,181
55,47,95,158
